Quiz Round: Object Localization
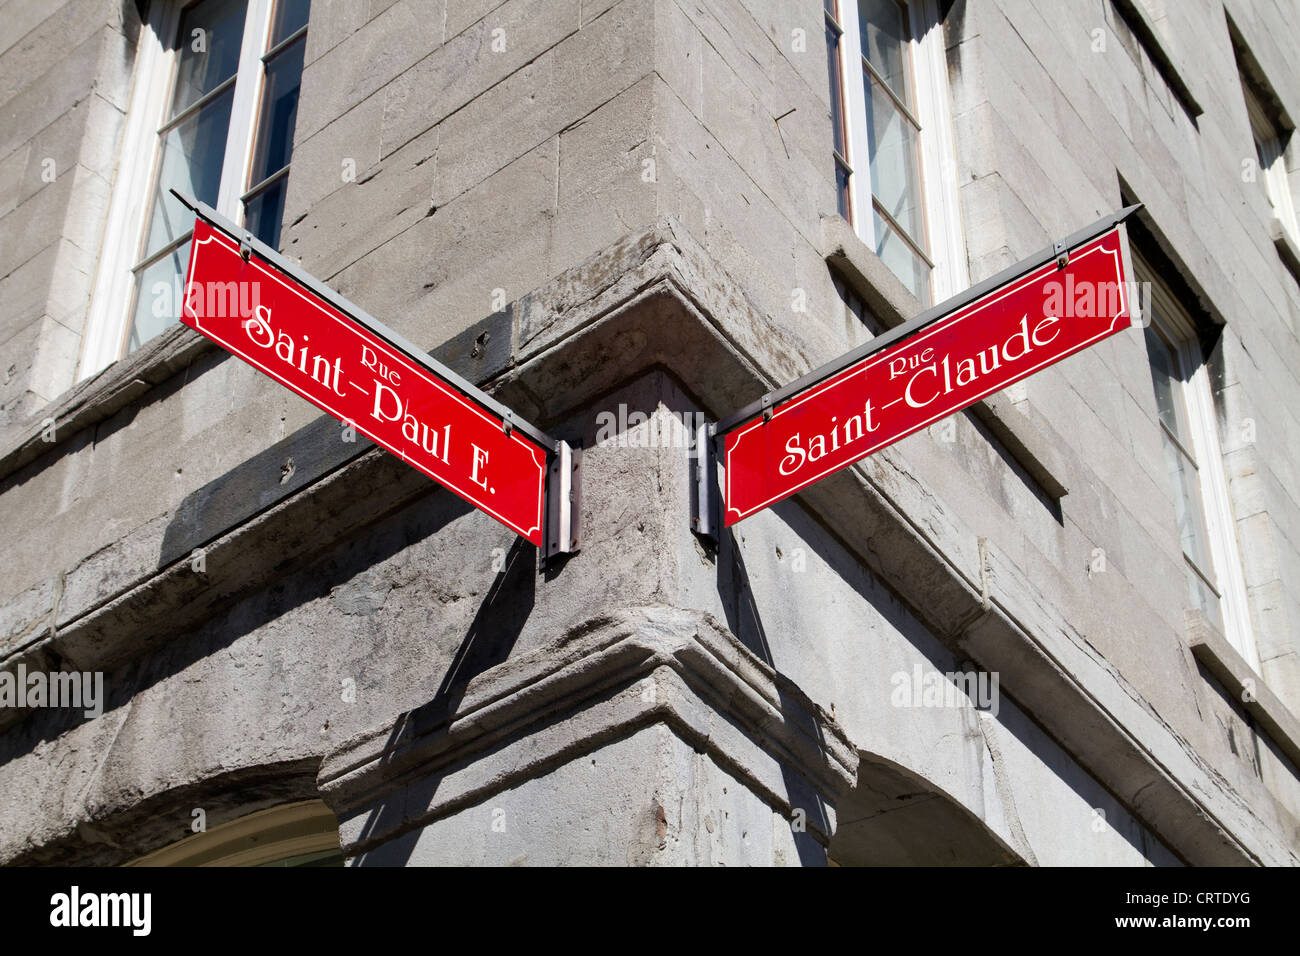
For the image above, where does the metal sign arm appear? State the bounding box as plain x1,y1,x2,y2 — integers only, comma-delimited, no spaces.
169,188,558,456
712,203,1142,437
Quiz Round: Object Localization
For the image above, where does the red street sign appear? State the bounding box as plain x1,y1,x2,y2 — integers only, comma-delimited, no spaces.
181,217,548,545
722,224,1134,526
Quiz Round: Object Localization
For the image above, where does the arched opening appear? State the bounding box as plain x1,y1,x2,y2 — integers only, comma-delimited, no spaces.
127,799,343,867
829,752,1023,866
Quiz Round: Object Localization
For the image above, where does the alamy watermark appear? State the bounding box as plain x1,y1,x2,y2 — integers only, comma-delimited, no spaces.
890,664,999,717
50,887,150,936
146,276,265,320
0,664,103,718
1038,276,1153,325
594,404,710,455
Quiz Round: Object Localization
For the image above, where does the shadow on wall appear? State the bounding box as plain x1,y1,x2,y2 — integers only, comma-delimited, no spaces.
717,526,834,865
159,402,375,568
347,536,536,866
714,487,1173,865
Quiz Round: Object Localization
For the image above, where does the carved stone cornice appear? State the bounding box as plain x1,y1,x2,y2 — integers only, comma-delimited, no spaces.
317,607,859,856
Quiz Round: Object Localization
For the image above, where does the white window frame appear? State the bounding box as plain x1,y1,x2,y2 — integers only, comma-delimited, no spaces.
79,0,276,381
1136,254,1259,671
833,0,968,304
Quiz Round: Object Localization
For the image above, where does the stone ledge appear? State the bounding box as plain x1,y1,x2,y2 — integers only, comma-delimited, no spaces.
317,607,858,856
962,548,1294,866
0,443,432,731
0,322,212,483
819,213,920,331
1187,608,1300,771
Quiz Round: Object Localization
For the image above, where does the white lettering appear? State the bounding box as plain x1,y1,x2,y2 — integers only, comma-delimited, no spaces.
779,434,805,476
471,445,490,491
905,365,939,408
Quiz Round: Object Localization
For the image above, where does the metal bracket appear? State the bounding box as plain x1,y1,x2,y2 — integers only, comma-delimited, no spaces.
167,187,560,456
502,410,513,437
711,202,1142,440
543,441,581,564
690,420,718,541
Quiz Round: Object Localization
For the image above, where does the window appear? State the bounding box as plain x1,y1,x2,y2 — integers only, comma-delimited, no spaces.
1228,15,1298,251
80,0,310,378
1243,83,1298,246
824,0,966,307
1135,252,1258,669
1108,0,1202,122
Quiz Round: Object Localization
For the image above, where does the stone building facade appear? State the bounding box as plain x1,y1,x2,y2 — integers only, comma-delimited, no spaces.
1,0,1299,865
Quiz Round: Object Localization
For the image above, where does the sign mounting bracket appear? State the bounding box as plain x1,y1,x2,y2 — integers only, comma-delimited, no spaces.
170,188,559,456
713,203,1141,437
1053,239,1068,269
690,419,718,540
544,441,581,564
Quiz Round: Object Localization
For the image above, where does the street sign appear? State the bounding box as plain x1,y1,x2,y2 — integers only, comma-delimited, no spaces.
179,210,561,548
715,207,1139,527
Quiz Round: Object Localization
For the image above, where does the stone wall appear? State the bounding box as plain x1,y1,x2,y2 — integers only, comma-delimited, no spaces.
1,0,1298,865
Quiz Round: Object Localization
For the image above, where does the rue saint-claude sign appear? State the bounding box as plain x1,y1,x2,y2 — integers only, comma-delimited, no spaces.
176,195,575,552
710,205,1141,528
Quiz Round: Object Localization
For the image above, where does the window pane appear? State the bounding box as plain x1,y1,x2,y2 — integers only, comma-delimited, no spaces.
826,21,846,159
1185,564,1223,632
874,207,930,304
250,35,306,185
171,0,247,116
143,88,235,258
858,0,910,103
245,175,288,247
1143,324,1191,447
1160,429,1215,580
128,239,191,352
834,157,851,220
1144,326,1179,433
271,0,312,46
865,73,925,245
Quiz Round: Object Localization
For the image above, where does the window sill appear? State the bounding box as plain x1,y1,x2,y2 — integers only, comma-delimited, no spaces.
820,214,1070,500
1187,607,1300,770
0,323,213,483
